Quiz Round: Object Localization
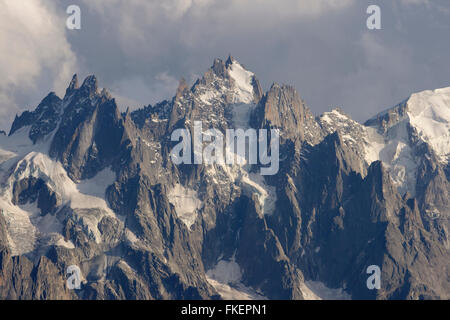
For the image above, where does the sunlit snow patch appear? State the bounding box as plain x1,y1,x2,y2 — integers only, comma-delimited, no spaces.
240,172,276,215
301,281,351,300
206,259,267,300
167,184,203,229
0,127,118,254
228,60,255,104
406,87,450,163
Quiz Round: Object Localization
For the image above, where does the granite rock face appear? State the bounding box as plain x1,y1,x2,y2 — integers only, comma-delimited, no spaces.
9,92,62,144
252,83,324,147
0,57,448,300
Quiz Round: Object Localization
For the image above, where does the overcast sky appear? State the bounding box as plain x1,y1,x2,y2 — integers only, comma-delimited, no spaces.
1,0,449,131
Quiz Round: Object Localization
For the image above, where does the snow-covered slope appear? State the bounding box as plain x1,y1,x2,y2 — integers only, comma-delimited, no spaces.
366,87,450,163
0,126,119,255
363,87,450,195
206,259,267,300
167,184,203,229
1,59,448,300
319,88,450,196
194,57,257,108
318,108,381,169
228,59,256,104
300,281,351,300
405,88,450,163
188,57,277,217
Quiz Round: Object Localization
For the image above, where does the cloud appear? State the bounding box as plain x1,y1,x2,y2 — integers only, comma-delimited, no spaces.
0,0,77,130
399,0,429,5
110,72,179,111
71,0,356,109
1,0,449,130
399,0,450,14
83,0,354,21
77,0,356,61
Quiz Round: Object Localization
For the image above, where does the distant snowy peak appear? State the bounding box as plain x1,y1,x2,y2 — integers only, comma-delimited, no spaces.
226,57,258,104
318,108,377,167
316,87,450,197
407,88,450,163
319,108,357,133
317,107,418,195
366,87,450,164
191,56,262,107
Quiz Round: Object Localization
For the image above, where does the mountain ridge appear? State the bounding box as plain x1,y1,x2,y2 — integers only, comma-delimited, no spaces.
0,57,448,300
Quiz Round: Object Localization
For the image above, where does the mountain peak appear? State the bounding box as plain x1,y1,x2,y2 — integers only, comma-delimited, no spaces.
65,74,79,97
331,107,348,117
225,57,259,104
406,86,450,116
365,87,450,163
191,56,261,105
225,54,235,67
175,77,189,100
1,58,449,300
406,87,450,163
270,82,281,90
211,58,227,78
80,75,98,94
69,74,79,90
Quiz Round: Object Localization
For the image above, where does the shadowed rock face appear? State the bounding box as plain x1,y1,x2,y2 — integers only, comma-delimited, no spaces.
9,92,62,143
49,77,126,181
252,83,323,147
0,247,74,300
0,57,448,300
12,177,61,215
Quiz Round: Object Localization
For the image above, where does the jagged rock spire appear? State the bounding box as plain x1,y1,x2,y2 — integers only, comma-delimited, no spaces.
65,74,79,97
225,54,235,67
175,77,189,100
80,75,98,93
211,58,227,78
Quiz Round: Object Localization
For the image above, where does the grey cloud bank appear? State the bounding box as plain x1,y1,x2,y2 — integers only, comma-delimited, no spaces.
1,0,449,130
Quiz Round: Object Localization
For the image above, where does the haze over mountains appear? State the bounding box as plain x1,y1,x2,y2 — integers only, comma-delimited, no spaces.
0,57,448,299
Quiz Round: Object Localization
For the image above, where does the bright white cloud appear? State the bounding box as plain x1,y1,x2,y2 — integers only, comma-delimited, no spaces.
0,0,77,130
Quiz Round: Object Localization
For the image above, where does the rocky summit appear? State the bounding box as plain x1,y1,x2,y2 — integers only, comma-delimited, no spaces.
0,56,448,300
